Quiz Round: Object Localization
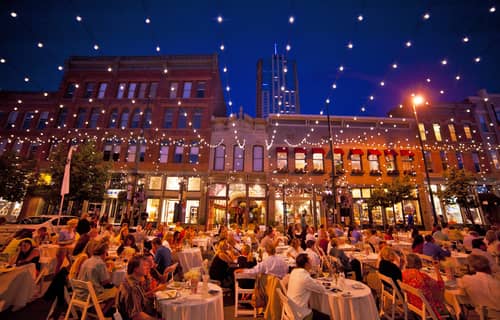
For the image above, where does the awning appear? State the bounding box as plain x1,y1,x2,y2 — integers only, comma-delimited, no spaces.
349,149,364,155
384,149,398,156
311,148,325,154
276,147,288,153
294,147,307,154
367,149,382,156
400,149,415,157
334,148,344,155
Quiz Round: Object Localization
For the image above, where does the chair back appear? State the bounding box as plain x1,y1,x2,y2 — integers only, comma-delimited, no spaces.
64,279,106,320
377,272,407,320
234,271,257,317
275,286,301,320
398,280,440,320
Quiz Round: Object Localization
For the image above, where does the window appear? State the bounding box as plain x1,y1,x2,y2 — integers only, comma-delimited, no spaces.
177,109,187,128
169,82,179,99
108,109,118,128
385,154,396,172
116,82,126,99
472,152,480,172
127,143,136,162
75,108,87,128
6,111,18,128
163,110,173,128
295,149,306,170
182,82,192,98
368,154,380,171
138,143,146,162
88,108,100,128
64,83,76,98
418,123,427,141
214,145,225,170
131,109,141,128
127,83,137,99
456,152,464,169
433,123,442,142
103,143,112,161
112,144,121,161
22,112,35,130
350,154,362,171
149,82,158,98
424,151,433,172
28,143,39,160
159,144,169,163
463,125,472,139
439,151,448,170
188,177,201,191
97,83,107,99
196,81,206,98
84,82,95,98
312,150,324,171
253,146,264,172
401,151,414,172
448,124,457,142
190,142,200,164
138,82,148,99
334,151,344,171
192,110,202,129
37,111,49,130
120,109,129,128
479,115,489,132
56,108,67,128
149,176,162,190
277,149,288,170
233,145,244,171
490,150,500,170
174,145,184,163
143,108,152,128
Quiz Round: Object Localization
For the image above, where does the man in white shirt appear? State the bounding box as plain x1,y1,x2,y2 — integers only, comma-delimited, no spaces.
287,253,329,320
238,242,288,279
305,240,321,271
471,238,499,274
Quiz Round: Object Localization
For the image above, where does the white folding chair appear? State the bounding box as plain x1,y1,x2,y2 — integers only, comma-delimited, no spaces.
377,272,407,320
398,280,450,320
234,272,257,318
275,286,301,320
64,279,109,320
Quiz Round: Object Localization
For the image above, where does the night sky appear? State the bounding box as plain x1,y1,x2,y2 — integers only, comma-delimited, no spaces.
0,0,499,117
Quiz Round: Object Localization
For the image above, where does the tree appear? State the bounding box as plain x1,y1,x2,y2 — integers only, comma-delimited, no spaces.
366,188,391,226
31,141,111,215
0,151,37,202
438,167,478,225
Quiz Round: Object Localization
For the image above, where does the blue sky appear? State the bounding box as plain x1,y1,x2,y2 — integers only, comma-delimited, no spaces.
0,0,499,117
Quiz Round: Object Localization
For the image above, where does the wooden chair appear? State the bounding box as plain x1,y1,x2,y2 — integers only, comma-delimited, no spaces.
377,272,407,320
64,279,109,320
397,280,450,320
275,286,301,320
234,272,257,318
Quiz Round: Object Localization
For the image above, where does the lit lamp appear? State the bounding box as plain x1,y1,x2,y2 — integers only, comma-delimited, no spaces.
412,95,438,224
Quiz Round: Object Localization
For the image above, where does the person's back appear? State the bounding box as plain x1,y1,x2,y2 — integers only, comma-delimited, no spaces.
78,255,107,294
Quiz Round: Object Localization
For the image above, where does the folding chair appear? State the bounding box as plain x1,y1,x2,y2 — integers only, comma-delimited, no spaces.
377,272,407,320
275,286,301,320
64,279,109,320
397,280,450,320
234,272,257,318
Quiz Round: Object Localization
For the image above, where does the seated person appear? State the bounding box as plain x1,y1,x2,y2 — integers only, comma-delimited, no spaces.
378,246,402,290
209,240,238,288
117,234,140,259
151,238,173,275
33,227,51,246
2,229,34,262
432,226,449,242
305,240,321,272
12,239,40,271
237,242,288,279
117,255,157,320
470,238,499,274
286,238,304,260
422,235,450,260
329,238,362,281
367,229,382,250
236,244,257,289
412,235,424,254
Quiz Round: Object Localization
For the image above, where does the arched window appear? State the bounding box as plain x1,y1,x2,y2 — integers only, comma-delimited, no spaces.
142,108,152,128
214,145,225,170
108,109,118,128
120,109,129,128
177,109,187,128
131,108,141,128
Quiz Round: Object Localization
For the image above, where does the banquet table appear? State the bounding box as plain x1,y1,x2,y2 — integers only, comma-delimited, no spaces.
338,244,356,251
177,248,203,272
450,252,469,265
39,244,60,258
192,237,212,251
386,240,413,252
156,282,224,320
0,263,36,312
310,278,379,320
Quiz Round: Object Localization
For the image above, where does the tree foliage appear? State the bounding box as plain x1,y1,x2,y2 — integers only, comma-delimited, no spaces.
367,176,414,210
438,167,478,225
0,152,37,202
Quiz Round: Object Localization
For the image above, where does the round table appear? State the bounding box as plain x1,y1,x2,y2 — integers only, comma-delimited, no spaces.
177,248,203,272
39,244,60,258
156,282,224,320
0,263,36,312
192,237,212,251
310,278,379,320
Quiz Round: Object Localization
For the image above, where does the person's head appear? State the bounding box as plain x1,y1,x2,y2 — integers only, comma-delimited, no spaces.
296,253,310,270
485,230,496,244
217,239,228,252
19,239,34,253
370,229,377,236
265,226,274,237
379,246,397,262
173,231,181,242
124,234,136,246
92,242,108,257
136,225,143,232
67,219,78,229
264,242,276,255
84,239,98,257
291,238,301,249
127,255,147,276
241,244,251,256
306,240,315,249
81,213,88,220
472,238,486,250
424,235,434,243
468,254,492,274
412,235,424,248
436,226,442,231
330,238,339,248
406,253,423,270
151,237,162,250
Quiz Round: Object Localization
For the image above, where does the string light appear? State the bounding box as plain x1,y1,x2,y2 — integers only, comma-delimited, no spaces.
423,13,430,20
405,41,412,47
37,42,44,48
489,6,496,13
217,15,223,23
474,57,481,63
93,44,99,50
462,36,469,43
76,16,82,22
357,15,364,21
0,58,5,63
392,63,398,69
441,59,448,65
347,42,353,49
145,18,151,24
10,12,17,18
58,65,63,71
288,16,295,24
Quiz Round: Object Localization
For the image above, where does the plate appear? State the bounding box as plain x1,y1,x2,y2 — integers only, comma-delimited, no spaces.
167,281,185,289
156,290,178,300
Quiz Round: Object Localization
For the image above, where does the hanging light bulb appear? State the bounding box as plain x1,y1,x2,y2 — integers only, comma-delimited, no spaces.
474,57,481,63
462,36,469,43
286,44,291,51
24,77,30,82
347,42,353,49
338,65,344,72
76,15,82,22
441,59,448,65
357,15,363,21
489,6,496,13
217,15,223,23
405,41,412,47
220,44,225,51
156,45,160,52
392,63,398,69
289,16,295,24
423,13,430,20
0,58,6,63
93,44,99,50
10,12,17,18
145,17,151,24
37,42,44,48
58,65,63,71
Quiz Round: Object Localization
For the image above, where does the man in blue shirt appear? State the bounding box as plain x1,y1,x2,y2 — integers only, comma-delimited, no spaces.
151,237,172,274
423,235,451,260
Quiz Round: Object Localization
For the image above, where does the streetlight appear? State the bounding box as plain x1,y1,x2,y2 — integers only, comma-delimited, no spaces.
325,99,337,225
412,95,438,224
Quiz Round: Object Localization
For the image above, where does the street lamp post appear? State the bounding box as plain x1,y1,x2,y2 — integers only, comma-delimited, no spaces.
412,95,438,224
282,184,287,228
325,99,337,226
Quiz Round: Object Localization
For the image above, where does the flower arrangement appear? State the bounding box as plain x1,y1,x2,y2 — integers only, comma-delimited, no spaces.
184,268,201,281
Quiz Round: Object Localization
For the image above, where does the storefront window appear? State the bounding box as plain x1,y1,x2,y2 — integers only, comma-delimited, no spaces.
149,176,162,190
445,204,464,224
208,199,227,227
146,198,160,222
277,150,288,170
249,184,266,197
295,151,306,170
351,188,362,198
166,177,180,190
362,188,371,198
208,184,227,197
371,206,383,225
188,177,200,191
161,199,176,224
185,200,199,224
313,152,324,171
385,154,396,171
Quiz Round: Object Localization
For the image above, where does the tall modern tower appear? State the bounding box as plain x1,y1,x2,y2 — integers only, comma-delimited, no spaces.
256,45,300,118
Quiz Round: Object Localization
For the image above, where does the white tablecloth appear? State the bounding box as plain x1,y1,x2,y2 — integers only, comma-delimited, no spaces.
177,248,203,272
0,263,36,312
386,240,413,252
156,282,223,320
192,237,212,251
310,278,379,320
39,244,60,258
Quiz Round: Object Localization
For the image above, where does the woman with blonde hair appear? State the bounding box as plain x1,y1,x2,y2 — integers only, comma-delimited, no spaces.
209,240,237,288
378,246,402,289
